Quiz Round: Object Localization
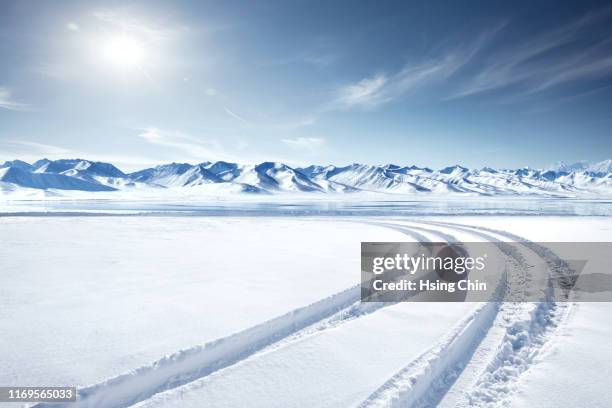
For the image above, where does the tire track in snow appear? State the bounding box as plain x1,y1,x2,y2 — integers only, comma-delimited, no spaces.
359,219,573,408
34,222,442,408
269,222,459,346
423,221,573,408
34,288,361,408
125,221,470,408
404,221,537,407
358,222,512,408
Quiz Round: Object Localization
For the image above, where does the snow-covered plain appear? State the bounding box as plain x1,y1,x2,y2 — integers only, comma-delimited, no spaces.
0,218,407,388
0,209,611,408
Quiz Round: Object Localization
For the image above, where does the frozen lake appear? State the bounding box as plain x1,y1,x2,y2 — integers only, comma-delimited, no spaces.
1,196,611,216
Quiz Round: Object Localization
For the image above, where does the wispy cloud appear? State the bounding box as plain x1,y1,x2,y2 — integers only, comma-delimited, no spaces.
92,9,179,41
281,137,325,151
137,127,236,162
332,54,462,110
335,74,389,109
530,50,612,94
0,87,28,111
4,140,74,156
274,116,318,130
332,24,504,110
224,107,249,123
136,127,302,165
224,108,316,131
450,9,612,99
331,9,612,110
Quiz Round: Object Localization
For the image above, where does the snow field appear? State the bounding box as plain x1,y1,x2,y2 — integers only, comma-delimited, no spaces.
0,217,406,390
0,215,609,408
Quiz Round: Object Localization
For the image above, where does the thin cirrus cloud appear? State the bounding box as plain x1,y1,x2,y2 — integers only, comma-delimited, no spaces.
527,45,612,95
137,127,239,162
138,127,301,165
0,87,28,111
334,74,389,109
224,107,249,124
332,57,465,110
224,108,317,131
449,9,612,100
274,116,318,130
333,8,612,110
3,140,74,157
281,137,325,151
331,24,505,110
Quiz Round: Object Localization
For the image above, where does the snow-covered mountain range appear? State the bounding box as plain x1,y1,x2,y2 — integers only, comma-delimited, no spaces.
1,158,612,197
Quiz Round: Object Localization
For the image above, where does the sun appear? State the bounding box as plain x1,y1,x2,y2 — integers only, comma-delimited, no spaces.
102,35,146,69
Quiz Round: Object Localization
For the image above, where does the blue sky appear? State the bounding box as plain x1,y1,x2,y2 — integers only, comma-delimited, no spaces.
0,0,611,171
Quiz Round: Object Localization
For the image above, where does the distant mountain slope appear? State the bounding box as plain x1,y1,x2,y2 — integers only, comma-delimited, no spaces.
548,160,612,175
232,162,325,192
1,158,611,197
0,166,116,191
33,159,126,178
0,160,33,171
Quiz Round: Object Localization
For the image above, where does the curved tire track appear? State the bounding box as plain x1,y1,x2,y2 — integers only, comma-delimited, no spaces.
424,221,572,407
359,222,511,408
35,222,446,408
36,219,564,408
359,220,573,408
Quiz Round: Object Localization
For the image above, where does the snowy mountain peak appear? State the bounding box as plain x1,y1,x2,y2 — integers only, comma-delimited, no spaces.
0,159,32,171
246,162,324,192
547,159,612,174
200,161,241,182
440,165,469,175
32,158,52,170
0,166,116,191
32,158,126,178
2,157,611,197
129,162,194,183
548,161,589,173
587,159,612,174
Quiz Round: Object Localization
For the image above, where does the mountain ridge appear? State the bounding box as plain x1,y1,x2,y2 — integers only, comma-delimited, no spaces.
1,158,611,197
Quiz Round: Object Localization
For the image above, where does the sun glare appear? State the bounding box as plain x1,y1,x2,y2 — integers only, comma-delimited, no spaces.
102,35,146,69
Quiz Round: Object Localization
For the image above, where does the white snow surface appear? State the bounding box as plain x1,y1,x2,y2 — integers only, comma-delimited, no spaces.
437,217,612,408
0,218,405,390
0,215,610,408
132,303,479,408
